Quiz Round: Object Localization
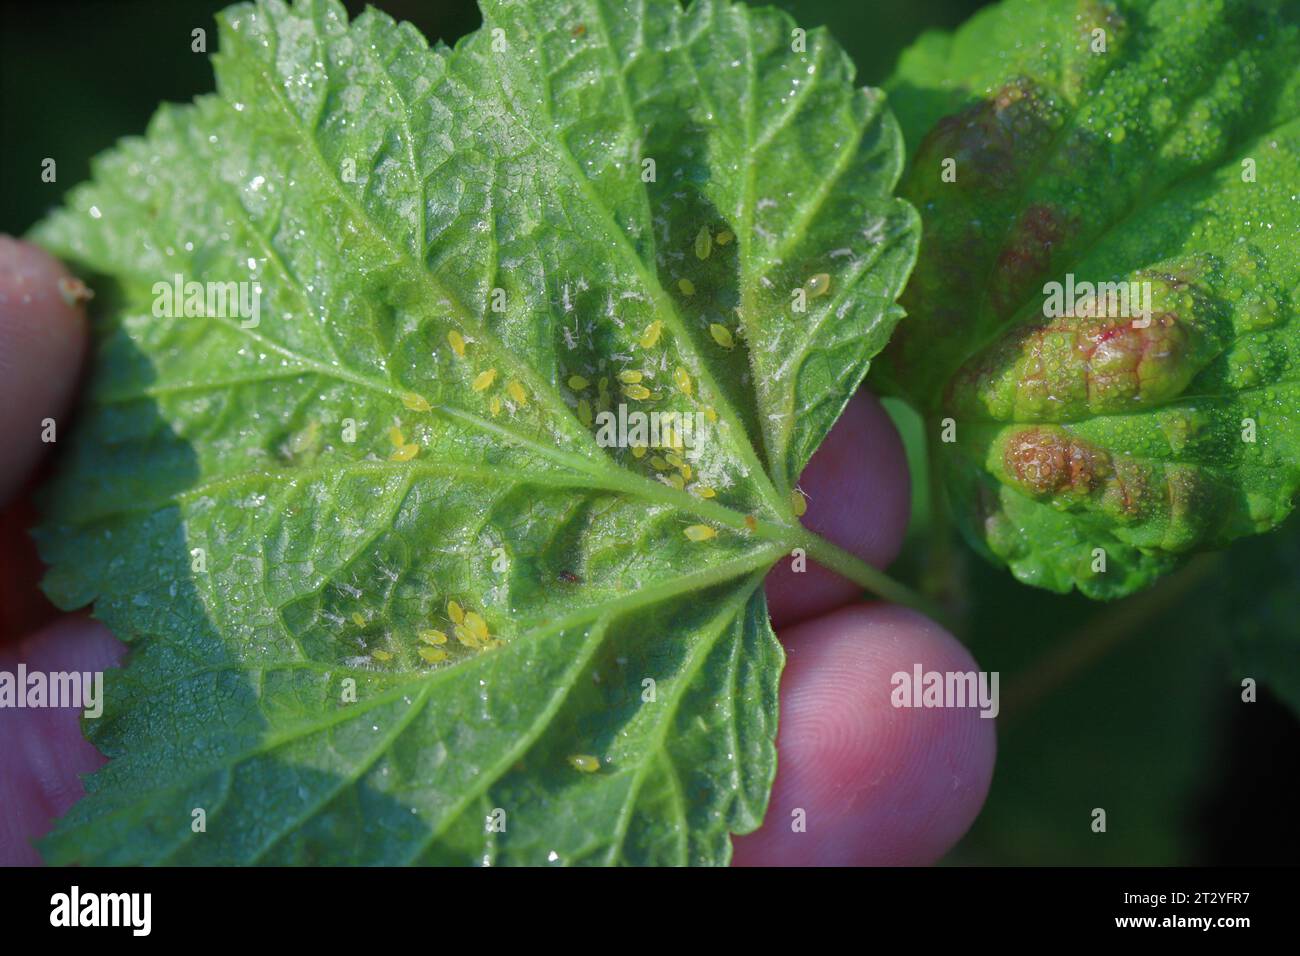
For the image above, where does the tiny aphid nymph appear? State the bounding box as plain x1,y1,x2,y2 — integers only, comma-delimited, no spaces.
805,273,832,298
694,226,712,260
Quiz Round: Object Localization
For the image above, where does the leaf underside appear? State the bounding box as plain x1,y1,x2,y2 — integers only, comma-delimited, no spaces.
32,0,917,864
879,0,1300,598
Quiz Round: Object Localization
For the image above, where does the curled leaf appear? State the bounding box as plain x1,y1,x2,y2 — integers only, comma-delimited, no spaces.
880,0,1300,598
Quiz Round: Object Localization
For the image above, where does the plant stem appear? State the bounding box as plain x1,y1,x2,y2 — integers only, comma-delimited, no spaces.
922,423,963,614
797,528,955,629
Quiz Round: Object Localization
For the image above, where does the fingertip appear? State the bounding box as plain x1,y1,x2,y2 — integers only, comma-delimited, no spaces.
0,616,124,865
733,604,996,866
0,235,89,506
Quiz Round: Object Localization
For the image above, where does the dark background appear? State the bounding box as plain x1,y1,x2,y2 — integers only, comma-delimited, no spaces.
2,0,1297,866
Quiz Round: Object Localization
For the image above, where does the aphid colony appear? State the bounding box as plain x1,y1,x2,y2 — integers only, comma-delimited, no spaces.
356,598,503,667
381,225,822,586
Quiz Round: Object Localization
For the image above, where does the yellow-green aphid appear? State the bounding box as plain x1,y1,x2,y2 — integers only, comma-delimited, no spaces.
703,405,718,423
665,452,686,470
372,649,393,661
674,366,693,396
678,278,695,297
617,369,643,384
567,374,590,391
791,488,808,517
352,612,366,628
402,392,431,412
472,368,497,392
624,383,652,401
631,443,647,459
694,226,712,260
489,396,502,417
418,647,448,664
389,443,419,462
419,629,448,645
447,330,466,358
639,320,662,348
388,426,405,447
464,611,490,642
454,624,480,648
709,323,734,349
568,754,601,773
447,600,465,625
577,398,593,427
684,524,717,541
667,473,685,490
506,380,527,405
805,273,832,299
715,230,734,246
650,456,670,471
287,420,319,456
696,486,717,499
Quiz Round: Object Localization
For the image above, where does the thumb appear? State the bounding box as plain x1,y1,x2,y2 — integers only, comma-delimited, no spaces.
0,235,88,508
0,616,124,865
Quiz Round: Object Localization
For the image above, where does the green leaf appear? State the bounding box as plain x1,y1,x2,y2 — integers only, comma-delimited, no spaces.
31,0,918,864
878,0,1300,598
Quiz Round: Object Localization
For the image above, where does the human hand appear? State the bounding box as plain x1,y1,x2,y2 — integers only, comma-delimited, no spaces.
0,235,993,866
